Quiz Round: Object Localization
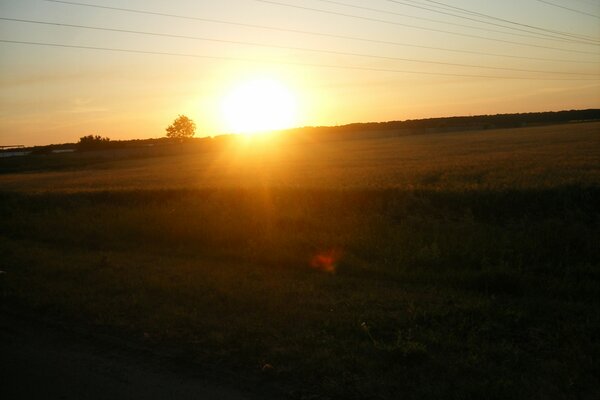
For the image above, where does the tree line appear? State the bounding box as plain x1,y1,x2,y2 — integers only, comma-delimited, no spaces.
76,115,196,151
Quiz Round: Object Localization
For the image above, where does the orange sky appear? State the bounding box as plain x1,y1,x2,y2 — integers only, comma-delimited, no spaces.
1,0,599,145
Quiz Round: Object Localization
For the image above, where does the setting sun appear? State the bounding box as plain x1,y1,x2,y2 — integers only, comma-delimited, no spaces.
220,78,298,135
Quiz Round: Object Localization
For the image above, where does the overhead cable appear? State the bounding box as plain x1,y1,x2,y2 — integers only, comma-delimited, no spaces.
248,0,599,54
44,0,599,55
396,0,600,42
40,0,600,62
3,17,598,77
533,0,600,19
310,0,596,45
2,39,599,81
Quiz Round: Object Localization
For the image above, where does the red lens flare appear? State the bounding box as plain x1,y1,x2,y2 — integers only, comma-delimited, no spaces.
310,249,341,273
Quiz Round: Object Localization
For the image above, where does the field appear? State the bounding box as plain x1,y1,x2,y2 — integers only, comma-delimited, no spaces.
1,122,599,399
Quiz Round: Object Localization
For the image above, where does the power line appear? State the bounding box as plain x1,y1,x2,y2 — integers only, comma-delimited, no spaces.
402,0,600,42
3,17,597,77
2,39,598,81
308,0,594,45
248,0,599,54
408,0,599,40
533,0,600,19
40,0,600,63
368,0,597,44
571,0,600,7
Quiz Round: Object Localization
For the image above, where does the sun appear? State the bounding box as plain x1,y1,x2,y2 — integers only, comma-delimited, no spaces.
221,78,298,135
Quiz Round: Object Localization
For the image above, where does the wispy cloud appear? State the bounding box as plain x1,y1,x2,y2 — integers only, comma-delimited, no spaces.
67,98,108,114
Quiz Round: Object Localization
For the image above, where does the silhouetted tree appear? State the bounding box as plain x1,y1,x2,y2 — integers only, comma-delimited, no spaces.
77,135,111,151
166,115,196,140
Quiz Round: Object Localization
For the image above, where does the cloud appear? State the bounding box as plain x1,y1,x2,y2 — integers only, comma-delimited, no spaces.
67,98,108,114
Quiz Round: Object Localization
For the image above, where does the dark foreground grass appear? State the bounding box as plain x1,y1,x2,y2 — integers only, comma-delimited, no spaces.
1,187,599,399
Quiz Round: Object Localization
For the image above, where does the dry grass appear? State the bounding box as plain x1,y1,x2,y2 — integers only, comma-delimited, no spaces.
1,122,599,192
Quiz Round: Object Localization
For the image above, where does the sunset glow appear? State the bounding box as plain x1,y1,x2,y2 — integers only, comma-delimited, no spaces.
0,1,598,146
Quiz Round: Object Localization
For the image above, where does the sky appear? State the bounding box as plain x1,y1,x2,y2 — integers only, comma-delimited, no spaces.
1,0,599,145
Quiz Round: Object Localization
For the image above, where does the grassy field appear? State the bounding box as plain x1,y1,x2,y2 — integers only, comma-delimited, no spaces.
1,122,599,399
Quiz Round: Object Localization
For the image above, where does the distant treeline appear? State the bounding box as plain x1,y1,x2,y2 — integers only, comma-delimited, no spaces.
10,109,600,154
285,109,600,141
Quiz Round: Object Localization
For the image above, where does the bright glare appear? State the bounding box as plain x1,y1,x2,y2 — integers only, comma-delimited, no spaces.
221,79,298,135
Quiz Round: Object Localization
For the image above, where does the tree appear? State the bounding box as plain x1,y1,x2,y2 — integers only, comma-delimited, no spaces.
166,115,196,140
77,134,111,151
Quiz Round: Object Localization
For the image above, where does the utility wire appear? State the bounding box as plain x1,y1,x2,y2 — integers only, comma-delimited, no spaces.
3,17,597,77
346,0,598,44
309,0,593,45
2,39,598,81
248,0,599,54
401,0,600,42
384,0,599,43
40,0,600,63
533,0,600,19
571,0,600,7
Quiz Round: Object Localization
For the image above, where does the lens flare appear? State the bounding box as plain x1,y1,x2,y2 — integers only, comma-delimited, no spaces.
310,249,341,273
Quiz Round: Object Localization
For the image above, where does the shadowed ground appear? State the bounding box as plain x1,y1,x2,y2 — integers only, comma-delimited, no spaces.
0,312,259,400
